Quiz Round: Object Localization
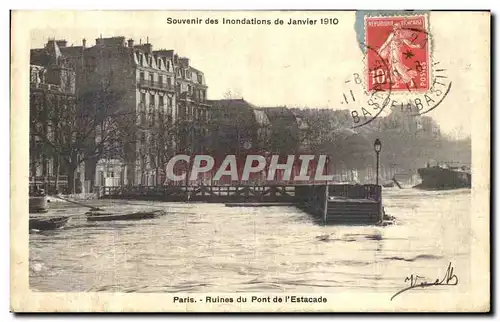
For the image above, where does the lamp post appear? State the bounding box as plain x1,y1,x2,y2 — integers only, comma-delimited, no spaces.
374,139,382,186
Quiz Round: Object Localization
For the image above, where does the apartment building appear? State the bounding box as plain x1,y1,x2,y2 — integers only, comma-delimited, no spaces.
30,36,211,187
29,40,85,193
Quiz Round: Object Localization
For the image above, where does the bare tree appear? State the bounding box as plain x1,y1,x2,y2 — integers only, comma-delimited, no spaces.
30,77,134,194
141,106,178,186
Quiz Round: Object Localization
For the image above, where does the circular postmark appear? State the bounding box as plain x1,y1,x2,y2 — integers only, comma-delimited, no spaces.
339,44,394,129
343,14,452,128
391,25,453,118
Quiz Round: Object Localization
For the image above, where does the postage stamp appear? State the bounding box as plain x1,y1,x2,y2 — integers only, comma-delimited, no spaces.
345,12,453,128
365,15,430,93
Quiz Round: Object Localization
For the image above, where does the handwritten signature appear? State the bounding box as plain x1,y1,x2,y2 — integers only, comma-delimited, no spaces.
390,262,458,301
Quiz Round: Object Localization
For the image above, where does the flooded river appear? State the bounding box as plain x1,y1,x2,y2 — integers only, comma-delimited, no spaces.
29,188,471,294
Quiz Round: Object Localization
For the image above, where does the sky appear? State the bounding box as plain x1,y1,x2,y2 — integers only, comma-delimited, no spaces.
27,11,489,139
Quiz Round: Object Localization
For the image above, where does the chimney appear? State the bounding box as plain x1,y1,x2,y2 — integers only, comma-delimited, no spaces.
127,38,134,47
55,40,67,48
134,43,153,53
179,57,190,67
82,38,87,48
153,49,174,58
142,43,152,53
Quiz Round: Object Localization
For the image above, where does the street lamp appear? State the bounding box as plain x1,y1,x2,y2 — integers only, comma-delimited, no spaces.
374,139,382,186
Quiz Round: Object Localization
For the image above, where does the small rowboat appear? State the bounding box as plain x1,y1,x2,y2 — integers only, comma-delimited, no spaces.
85,209,166,222
382,181,395,188
29,196,49,213
29,216,70,231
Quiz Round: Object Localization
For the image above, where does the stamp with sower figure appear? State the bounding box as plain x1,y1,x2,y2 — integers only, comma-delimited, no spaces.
365,15,429,92
346,13,452,128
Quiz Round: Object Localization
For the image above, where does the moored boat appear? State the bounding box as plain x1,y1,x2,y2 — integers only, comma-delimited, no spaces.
85,209,166,222
29,216,70,231
416,161,471,190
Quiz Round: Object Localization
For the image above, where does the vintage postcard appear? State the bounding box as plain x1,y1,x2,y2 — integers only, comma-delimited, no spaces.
11,10,490,312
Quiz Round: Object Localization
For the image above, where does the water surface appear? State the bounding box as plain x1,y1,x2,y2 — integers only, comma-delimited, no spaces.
29,188,471,294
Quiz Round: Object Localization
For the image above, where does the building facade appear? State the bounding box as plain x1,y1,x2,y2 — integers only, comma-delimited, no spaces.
208,99,300,157
29,40,85,193
30,36,211,188
174,57,211,155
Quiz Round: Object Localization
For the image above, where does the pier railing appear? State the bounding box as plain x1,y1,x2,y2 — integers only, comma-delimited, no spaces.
295,184,382,225
328,184,381,201
96,183,381,202
97,184,300,203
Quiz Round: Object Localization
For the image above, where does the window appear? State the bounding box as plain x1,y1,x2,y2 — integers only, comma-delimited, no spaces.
140,93,146,104
150,107,155,127
197,74,202,84
149,73,154,83
167,105,173,122
159,96,164,106
159,75,163,85
167,77,172,87
178,106,185,120
167,97,173,119
150,94,155,106
158,107,164,122
141,108,147,126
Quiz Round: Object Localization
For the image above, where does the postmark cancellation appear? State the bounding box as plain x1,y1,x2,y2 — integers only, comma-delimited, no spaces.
345,13,453,128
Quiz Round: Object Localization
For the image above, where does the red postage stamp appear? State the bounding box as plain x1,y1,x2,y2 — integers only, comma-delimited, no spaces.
365,15,430,93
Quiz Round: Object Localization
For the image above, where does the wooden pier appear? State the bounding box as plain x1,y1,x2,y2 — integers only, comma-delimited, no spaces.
295,184,382,225
97,183,383,225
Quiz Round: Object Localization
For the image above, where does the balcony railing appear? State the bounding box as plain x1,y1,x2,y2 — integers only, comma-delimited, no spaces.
30,82,75,95
178,92,211,106
138,79,175,91
30,175,69,183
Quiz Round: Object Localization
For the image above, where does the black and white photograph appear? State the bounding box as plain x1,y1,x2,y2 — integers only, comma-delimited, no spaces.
10,10,490,312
